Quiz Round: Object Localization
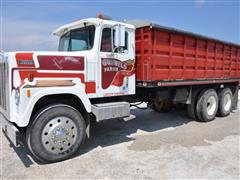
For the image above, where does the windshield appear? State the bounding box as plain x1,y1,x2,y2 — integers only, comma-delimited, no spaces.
58,25,95,51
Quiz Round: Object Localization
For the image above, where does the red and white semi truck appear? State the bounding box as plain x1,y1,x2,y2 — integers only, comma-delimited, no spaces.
1,16,240,163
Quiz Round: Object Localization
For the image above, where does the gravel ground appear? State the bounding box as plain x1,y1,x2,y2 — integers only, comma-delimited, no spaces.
1,101,240,179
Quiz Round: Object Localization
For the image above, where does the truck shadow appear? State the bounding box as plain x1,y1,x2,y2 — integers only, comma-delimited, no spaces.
76,107,192,156
10,107,192,167
7,140,34,168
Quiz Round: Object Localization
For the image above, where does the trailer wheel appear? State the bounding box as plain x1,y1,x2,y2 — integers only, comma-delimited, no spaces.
218,88,233,117
26,104,86,163
196,89,219,122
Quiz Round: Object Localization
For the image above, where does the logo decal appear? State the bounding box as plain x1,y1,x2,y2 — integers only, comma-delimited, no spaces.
53,56,82,70
102,58,135,89
37,55,84,71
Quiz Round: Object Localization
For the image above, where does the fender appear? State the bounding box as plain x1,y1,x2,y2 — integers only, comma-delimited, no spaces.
12,84,91,127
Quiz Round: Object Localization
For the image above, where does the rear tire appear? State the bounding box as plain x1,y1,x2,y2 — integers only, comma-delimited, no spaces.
218,88,233,117
187,88,203,120
196,89,219,122
26,104,86,163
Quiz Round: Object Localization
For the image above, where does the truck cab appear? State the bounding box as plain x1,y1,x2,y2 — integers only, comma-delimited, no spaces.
54,18,136,98
1,17,136,163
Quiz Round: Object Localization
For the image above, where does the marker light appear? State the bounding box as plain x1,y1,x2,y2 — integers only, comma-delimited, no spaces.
28,73,34,82
27,89,31,97
97,13,113,20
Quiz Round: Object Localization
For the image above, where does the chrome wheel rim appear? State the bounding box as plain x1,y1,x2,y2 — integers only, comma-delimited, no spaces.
206,96,217,116
223,93,232,112
41,116,78,154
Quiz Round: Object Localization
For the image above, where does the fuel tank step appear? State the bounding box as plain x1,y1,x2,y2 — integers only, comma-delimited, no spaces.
91,102,131,122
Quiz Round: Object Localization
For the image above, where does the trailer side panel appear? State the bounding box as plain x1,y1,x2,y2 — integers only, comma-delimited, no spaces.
136,26,240,85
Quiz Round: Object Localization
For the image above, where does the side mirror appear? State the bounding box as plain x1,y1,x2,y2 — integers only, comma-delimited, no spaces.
114,24,125,48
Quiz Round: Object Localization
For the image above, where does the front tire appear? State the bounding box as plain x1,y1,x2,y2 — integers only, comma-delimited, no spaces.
26,104,86,163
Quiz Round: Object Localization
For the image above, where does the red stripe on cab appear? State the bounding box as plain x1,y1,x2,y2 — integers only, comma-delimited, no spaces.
37,55,84,71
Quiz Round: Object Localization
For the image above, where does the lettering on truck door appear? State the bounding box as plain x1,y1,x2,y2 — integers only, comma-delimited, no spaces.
99,26,135,97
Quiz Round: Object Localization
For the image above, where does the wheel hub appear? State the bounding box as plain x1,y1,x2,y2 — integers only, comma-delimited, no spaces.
41,116,78,154
206,95,217,116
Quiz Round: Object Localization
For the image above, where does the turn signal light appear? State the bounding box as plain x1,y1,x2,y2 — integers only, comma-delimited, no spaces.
27,89,31,97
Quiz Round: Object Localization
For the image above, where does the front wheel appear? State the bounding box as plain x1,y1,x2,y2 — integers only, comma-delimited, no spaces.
26,104,86,163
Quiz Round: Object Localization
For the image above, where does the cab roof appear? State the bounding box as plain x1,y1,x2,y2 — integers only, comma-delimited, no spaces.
53,18,135,37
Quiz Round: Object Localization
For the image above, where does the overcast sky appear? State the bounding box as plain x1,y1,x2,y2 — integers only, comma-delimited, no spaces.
1,0,239,52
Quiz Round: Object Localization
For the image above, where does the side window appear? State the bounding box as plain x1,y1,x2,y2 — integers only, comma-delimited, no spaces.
101,28,112,52
100,28,129,53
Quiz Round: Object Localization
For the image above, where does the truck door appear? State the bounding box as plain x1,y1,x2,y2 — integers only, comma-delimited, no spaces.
99,26,135,97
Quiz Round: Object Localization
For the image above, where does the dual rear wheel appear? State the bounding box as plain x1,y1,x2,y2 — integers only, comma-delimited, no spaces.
188,88,233,122
218,88,233,117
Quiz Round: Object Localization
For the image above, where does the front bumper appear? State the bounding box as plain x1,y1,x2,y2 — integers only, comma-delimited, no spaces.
1,113,20,147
